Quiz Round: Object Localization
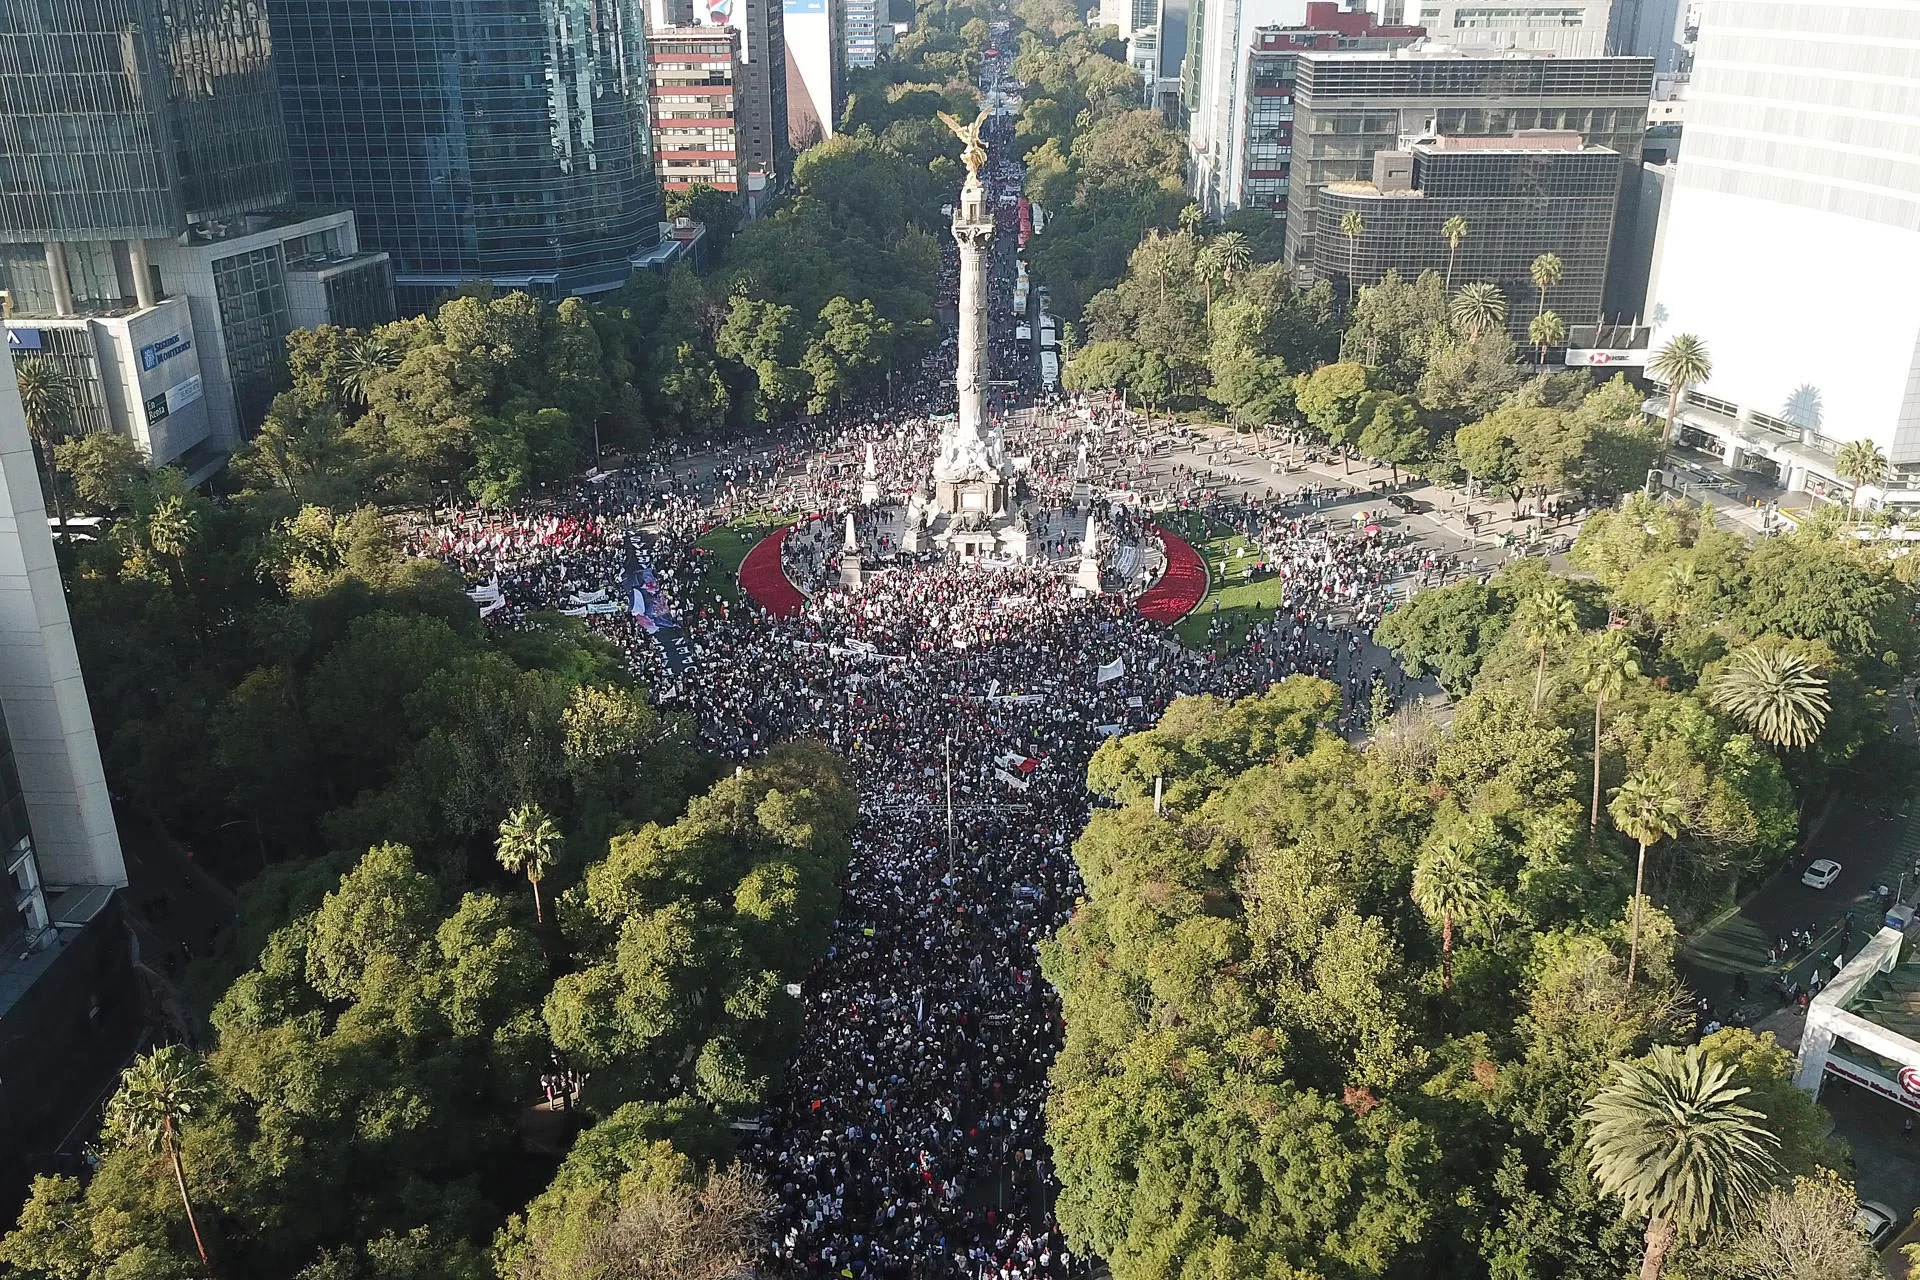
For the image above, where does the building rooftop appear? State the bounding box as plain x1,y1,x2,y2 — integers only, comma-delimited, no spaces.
1299,38,1565,60
1420,130,1587,151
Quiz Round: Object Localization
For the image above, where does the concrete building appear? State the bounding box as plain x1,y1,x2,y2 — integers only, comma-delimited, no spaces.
0,355,135,1176
785,0,847,148
1795,909,1920,1116
1394,0,1616,57
845,0,885,68
1314,133,1626,338
273,0,664,313
650,27,748,198
1199,4,1424,222
1644,0,1920,505
1100,0,1161,37
1283,44,1653,273
0,0,390,474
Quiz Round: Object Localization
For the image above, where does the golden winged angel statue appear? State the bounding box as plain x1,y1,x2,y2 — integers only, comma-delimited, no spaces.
937,108,992,179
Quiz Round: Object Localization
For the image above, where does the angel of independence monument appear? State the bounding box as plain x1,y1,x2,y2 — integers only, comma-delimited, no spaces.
917,109,1025,561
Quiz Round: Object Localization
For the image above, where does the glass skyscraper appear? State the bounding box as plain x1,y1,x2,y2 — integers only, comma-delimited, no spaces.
271,0,664,309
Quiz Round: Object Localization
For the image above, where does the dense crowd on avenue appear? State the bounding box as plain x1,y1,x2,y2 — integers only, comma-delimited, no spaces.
406,35,1450,1280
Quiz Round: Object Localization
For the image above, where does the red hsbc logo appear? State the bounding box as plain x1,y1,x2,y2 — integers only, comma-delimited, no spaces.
1591,352,1612,364
1899,1066,1920,1096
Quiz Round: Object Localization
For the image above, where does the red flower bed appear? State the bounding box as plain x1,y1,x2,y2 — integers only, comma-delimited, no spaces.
1136,525,1208,624
738,526,806,618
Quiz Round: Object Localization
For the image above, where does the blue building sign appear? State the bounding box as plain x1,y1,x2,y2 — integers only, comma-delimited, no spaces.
139,333,192,371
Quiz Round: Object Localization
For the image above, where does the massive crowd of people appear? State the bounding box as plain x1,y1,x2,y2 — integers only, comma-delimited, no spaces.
406,34,1453,1278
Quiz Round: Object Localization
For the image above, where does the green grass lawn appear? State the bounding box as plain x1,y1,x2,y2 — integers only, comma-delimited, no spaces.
1162,511,1286,648
694,510,794,601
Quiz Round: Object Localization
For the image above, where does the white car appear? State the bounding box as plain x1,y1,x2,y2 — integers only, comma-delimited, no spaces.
1855,1200,1898,1249
1802,858,1843,889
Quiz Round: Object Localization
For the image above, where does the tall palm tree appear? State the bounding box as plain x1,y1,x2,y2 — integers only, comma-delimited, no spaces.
146,495,199,593
103,1046,216,1266
1214,230,1253,286
1572,630,1639,830
1530,252,1564,319
338,334,397,408
12,356,75,534
497,801,562,924
1450,282,1507,340
1834,437,1888,522
1339,210,1365,306
1529,309,1567,369
1706,645,1830,751
1411,840,1489,989
1609,772,1684,986
1194,243,1225,332
1441,215,1470,287
1649,334,1711,446
1584,1044,1781,1280
1514,589,1579,714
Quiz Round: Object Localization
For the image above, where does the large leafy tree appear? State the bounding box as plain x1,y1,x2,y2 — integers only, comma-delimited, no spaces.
1584,1044,1781,1280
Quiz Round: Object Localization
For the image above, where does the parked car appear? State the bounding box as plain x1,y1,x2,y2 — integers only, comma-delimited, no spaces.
1803,858,1843,889
1856,1200,1899,1249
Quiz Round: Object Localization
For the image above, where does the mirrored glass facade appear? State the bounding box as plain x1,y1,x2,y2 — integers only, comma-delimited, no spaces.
0,0,288,243
272,0,664,306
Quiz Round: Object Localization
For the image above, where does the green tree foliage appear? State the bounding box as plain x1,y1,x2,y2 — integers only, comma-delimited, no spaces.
546,743,857,1110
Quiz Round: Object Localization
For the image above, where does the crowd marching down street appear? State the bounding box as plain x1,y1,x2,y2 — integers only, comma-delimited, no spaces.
406,30,1452,1280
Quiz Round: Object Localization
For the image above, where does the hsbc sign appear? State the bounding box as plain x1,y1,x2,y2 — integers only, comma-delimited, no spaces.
1565,348,1647,368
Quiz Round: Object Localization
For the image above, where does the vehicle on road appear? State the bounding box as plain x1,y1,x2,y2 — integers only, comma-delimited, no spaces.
1856,1200,1898,1249
1803,858,1843,889
1388,493,1425,514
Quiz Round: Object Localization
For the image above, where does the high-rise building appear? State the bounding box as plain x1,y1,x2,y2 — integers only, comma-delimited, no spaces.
1099,0,1160,37
0,0,389,476
272,0,665,313
1194,4,1424,221
1283,44,1652,271
1152,0,1191,116
1315,133,1626,336
1378,0,1617,57
845,0,885,67
785,0,847,148
0,356,134,1177
651,27,748,197
1645,1,1920,500
653,0,791,197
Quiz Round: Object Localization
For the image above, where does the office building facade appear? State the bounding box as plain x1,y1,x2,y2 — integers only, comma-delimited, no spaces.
785,0,846,148
0,356,135,1177
1201,5,1424,221
1315,133,1624,337
1283,45,1652,271
651,27,747,196
1100,0,1161,37
1645,1,1920,500
272,0,663,312
1388,0,1616,57
0,0,386,474
845,0,884,67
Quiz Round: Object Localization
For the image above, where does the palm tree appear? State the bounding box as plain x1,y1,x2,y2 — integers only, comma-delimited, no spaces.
1339,210,1365,306
1441,215,1470,287
1649,334,1711,446
1194,243,1225,332
1411,840,1489,989
1214,230,1253,286
1529,252,1564,319
1584,1044,1781,1280
1529,309,1567,369
1706,645,1830,751
1834,437,1888,521
1514,589,1579,714
338,334,397,407
1609,772,1684,986
1572,630,1639,830
496,801,562,924
103,1046,216,1266
146,494,199,594
1450,282,1506,340
12,356,75,534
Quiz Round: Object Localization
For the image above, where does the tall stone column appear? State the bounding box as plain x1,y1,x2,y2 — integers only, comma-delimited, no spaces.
952,173,994,450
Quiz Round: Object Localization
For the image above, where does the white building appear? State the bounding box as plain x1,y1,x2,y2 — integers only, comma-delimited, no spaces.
1188,0,1312,220
1099,0,1160,37
1795,908,1920,1114
1645,0,1920,504
785,0,847,147
1385,0,1615,57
